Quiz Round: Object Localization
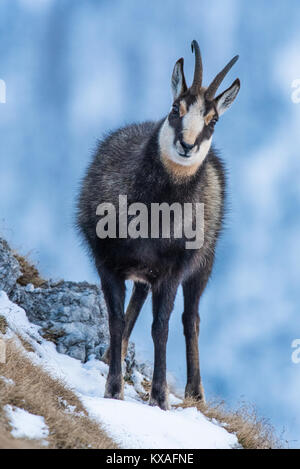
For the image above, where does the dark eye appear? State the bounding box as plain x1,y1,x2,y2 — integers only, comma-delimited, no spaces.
209,116,218,128
172,104,179,116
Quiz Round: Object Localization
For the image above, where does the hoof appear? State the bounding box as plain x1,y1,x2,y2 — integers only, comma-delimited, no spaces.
149,384,170,410
104,375,124,400
149,395,170,411
184,382,206,403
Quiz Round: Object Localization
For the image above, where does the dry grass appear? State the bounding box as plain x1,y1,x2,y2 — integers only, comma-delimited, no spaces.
177,397,283,449
0,339,117,449
40,328,66,345
14,253,46,288
16,334,35,353
0,316,8,334
138,379,151,401
0,429,43,449
142,379,151,394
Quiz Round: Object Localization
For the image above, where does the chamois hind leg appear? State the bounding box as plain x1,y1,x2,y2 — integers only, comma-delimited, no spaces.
121,282,150,360
100,268,126,400
182,264,213,402
150,280,178,410
103,282,150,364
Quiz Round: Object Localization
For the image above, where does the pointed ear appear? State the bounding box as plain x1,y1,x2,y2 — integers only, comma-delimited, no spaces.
171,58,187,101
215,78,240,116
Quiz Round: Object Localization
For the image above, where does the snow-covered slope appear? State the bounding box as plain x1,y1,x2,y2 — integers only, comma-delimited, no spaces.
0,291,238,449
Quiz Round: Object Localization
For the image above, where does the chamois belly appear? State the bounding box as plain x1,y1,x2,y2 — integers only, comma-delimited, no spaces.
99,236,200,285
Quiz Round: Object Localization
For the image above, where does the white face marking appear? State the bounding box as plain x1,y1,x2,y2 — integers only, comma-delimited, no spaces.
159,97,212,169
181,98,205,145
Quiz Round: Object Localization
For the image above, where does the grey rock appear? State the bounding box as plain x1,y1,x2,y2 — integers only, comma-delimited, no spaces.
0,238,22,295
11,280,110,363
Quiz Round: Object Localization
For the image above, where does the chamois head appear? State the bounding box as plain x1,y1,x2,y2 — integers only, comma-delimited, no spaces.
159,40,240,172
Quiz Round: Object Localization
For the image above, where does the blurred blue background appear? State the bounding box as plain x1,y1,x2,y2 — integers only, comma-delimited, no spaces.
1,0,300,447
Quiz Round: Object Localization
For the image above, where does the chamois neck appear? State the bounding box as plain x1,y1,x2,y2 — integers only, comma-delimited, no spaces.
160,154,202,182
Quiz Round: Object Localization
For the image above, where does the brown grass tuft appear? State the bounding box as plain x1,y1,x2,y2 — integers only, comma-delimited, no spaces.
0,316,8,334
16,334,36,353
14,253,46,288
177,397,283,449
0,339,117,449
138,379,151,401
40,328,66,345
142,379,151,394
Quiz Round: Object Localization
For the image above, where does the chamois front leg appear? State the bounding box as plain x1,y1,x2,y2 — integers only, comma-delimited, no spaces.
150,281,178,411
100,269,125,400
182,267,212,402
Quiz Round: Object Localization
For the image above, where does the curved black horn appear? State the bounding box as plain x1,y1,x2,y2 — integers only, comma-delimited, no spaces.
205,55,239,100
190,40,203,95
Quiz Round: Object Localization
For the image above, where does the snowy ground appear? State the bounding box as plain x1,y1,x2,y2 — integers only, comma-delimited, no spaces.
4,405,49,445
0,291,238,449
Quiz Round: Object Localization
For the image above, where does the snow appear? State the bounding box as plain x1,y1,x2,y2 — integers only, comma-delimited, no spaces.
82,397,236,449
0,290,238,449
0,376,14,386
5,405,49,443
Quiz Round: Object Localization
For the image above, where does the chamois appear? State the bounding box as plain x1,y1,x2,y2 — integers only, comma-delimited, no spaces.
76,40,240,410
